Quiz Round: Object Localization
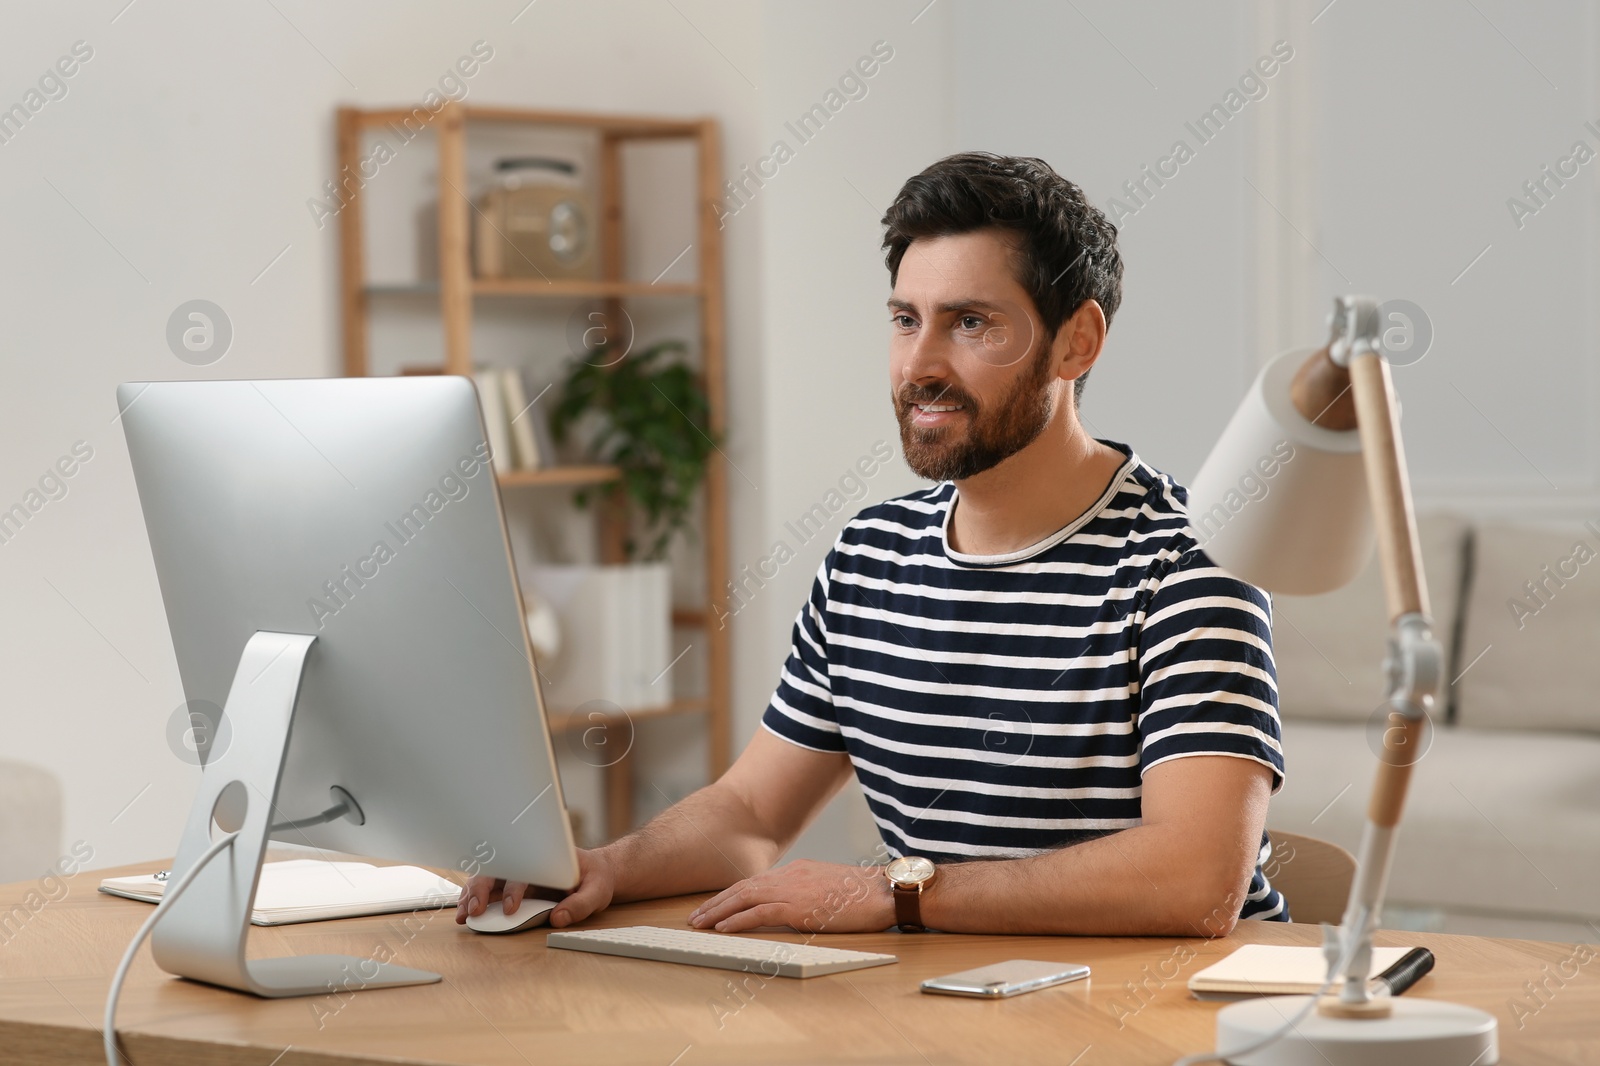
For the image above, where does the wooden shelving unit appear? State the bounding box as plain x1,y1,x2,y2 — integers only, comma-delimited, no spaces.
335,102,731,842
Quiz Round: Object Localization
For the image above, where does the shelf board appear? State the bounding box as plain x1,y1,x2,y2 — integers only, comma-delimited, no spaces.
498,465,621,488
364,279,701,299
351,105,703,139
365,282,440,296
473,278,702,298
546,699,707,734
463,106,703,138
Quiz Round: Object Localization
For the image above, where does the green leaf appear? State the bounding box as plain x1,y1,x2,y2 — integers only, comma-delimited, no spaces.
553,338,720,561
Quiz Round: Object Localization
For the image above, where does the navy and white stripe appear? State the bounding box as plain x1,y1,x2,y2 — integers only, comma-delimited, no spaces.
762,439,1288,922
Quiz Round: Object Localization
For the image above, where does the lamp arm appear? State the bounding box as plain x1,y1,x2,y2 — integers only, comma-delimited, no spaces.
1195,301,1498,1061
1322,347,1444,1012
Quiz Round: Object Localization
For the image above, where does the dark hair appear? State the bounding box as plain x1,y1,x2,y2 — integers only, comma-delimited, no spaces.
880,152,1124,405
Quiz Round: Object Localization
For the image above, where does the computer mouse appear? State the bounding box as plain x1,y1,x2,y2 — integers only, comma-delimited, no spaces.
464,896,559,934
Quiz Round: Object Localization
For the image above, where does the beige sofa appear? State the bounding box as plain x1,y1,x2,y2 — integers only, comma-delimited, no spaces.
1266,512,1600,941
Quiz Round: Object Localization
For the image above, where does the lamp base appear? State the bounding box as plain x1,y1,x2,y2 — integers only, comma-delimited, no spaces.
1215,996,1497,1066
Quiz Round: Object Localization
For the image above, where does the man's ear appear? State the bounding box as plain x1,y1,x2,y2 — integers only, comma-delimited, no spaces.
1053,299,1107,384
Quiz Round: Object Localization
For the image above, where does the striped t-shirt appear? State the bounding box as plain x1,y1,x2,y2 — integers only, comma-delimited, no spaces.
761,439,1288,923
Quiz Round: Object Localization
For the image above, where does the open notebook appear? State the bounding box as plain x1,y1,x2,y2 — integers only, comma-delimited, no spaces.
99,859,460,926
1188,944,1416,998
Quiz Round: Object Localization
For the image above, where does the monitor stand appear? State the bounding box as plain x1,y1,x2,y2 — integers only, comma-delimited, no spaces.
149,631,443,998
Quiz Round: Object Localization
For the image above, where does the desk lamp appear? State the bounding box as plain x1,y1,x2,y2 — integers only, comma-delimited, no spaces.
1182,296,1498,1065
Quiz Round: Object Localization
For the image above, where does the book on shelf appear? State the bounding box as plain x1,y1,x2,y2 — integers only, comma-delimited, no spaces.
525,373,559,469
471,367,514,476
98,859,459,926
635,562,671,706
501,366,542,470
523,563,673,715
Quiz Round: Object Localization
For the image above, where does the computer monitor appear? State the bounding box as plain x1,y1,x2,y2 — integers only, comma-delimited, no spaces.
118,376,578,997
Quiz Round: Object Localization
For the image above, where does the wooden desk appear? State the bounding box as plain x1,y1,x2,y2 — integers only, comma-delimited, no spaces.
3,862,1595,1065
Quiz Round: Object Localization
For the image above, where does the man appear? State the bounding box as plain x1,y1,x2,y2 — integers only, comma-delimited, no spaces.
458,151,1286,936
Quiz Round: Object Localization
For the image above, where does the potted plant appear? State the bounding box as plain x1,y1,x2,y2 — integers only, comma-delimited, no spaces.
550,339,719,561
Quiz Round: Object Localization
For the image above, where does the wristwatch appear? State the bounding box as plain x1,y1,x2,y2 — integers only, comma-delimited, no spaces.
884,855,937,932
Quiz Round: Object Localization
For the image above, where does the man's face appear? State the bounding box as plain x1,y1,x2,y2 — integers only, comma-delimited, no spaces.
888,230,1058,482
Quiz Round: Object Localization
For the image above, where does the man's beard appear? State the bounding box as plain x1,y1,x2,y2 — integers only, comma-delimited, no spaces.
894,343,1056,482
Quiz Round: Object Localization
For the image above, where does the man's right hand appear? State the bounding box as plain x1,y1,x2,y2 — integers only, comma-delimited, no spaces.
452,732,853,929
455,846,617,928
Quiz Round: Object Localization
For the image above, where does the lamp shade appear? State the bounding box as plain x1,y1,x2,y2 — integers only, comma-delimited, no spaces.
1186,348,1374,595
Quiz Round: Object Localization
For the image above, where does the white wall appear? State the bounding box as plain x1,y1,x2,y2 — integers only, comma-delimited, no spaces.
945,0,1598,504
947,1,1265,481
1304,0,1599,502
744,2,951,862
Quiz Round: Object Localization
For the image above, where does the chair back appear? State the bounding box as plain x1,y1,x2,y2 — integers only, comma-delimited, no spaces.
1265,830,1356,925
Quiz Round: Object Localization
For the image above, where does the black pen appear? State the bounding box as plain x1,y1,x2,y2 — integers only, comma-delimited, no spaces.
1371,947,1434,996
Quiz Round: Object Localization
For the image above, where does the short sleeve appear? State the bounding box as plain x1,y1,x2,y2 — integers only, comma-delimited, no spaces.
760,553,846,753
1135,547,1284,792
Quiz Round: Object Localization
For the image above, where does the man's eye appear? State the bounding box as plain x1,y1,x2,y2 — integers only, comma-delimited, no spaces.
960,315,985,330
892,314,915,328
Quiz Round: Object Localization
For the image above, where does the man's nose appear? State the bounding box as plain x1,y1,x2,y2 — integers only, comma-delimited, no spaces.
900,329,952,385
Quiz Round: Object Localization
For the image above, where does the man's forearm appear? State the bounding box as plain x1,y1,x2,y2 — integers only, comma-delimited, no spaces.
918,824,1252,937
599,781,781,903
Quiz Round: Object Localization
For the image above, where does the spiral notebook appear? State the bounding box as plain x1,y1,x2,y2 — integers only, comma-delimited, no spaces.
98,859,459,926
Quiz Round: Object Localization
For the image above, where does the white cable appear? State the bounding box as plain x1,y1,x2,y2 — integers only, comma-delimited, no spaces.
1169,921,1364,1066
104,832,238,1066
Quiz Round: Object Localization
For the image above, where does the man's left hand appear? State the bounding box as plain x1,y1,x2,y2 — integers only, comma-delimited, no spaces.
688,858,894,933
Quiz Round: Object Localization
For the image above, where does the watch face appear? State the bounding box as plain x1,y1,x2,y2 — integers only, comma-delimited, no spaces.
887,855,936,885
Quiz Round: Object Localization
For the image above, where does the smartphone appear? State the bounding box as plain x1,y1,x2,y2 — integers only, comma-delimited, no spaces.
921,959,1091,998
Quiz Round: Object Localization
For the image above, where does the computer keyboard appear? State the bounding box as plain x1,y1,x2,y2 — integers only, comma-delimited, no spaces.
546,925,898,978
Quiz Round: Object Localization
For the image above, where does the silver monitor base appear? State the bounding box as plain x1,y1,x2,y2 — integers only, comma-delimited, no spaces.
230,955,441,998
149,631,443,998
1216,996,1498,1066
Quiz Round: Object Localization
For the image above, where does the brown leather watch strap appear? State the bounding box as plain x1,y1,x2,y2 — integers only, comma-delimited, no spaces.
893,883,925,933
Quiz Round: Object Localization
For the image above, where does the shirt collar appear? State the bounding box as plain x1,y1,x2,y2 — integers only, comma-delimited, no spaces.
940,440,1138,568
